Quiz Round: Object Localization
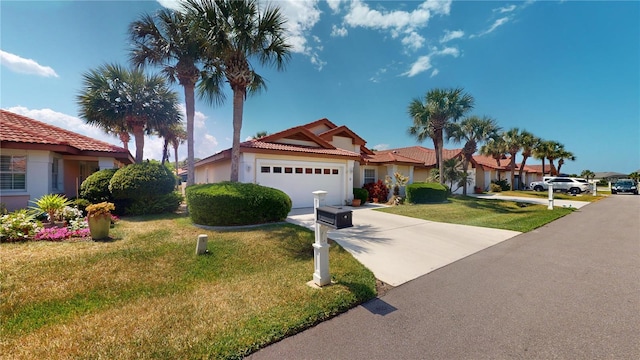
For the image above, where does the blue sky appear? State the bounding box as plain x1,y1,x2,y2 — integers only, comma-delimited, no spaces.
1,0,639,175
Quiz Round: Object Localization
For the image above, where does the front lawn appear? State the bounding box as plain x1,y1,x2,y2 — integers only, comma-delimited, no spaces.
379,196,575,232
0,214,376,359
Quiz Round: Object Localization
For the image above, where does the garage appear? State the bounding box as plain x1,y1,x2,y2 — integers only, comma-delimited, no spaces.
256,159,346,208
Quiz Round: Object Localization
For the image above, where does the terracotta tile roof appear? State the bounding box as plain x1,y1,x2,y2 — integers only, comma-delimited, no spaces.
472,154,510,170
362,151,425,165
242,140,361,158
1,110,133,162
372,146,463,166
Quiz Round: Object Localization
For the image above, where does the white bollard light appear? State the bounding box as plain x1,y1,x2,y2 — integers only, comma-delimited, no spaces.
312,190,331,287
548,184,554,210
196,234,208,255
592,181,597,196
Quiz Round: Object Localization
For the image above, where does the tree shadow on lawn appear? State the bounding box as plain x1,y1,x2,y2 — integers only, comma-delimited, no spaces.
457,197,536,214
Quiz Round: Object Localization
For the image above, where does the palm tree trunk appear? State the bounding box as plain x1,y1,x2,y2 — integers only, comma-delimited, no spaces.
436,130,444,185
518,155,529,190
541,158,546,177
461,157,470,195
230,88,245,182
510,154,516,191
184,83,196,186
174,143,179,178
557,159,565,174
132,124,145,163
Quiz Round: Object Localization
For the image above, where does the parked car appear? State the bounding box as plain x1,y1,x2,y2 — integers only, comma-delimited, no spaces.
530,177,591,194
611,179,638,195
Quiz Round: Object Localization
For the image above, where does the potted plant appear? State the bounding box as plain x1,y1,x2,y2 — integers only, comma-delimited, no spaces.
30,194,71,227
353,188,368,207
86,202,115,240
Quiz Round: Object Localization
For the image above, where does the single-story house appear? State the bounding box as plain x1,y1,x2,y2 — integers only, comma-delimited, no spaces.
0,109,134,211
472,155,546,190
194,118,547,207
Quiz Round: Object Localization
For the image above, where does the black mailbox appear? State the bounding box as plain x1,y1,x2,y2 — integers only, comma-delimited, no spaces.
316,206,353,229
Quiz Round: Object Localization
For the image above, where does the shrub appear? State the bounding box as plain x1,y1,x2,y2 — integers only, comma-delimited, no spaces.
363,180,389,202
490,183,502,192
187,182,291,226
491,179,510,191
108,162,178,215
71,198,91,214
405,182,448,204
124,192,183,216
80,168,118,203
30,194,72,222
0,209,41,242
353,188,369,203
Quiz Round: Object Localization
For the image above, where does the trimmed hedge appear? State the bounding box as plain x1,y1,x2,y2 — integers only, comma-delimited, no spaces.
125,191,183,216
109,162,177,200
353,187,369,203
80,168,118,203
186,182,292,226
406,182,449,204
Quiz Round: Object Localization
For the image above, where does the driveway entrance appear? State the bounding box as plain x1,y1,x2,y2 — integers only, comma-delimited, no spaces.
287,205,521,286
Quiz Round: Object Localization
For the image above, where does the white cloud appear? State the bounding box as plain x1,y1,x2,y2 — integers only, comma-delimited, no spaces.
156,0,182,11
326,0,343,13
371,144,390,151
401,31,426,51
495,5,517,13
403,46,460,77
331,25,348,37
440,29,464,43
403,55,432,77
343,0,452,51
0,50,59,78
472,17,510,38
5,105,218,162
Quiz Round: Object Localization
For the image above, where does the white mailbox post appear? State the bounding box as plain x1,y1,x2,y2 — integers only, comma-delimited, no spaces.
548,183,554,210
312,191,331,287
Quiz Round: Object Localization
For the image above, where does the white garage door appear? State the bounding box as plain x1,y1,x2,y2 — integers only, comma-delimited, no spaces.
256,159,345,208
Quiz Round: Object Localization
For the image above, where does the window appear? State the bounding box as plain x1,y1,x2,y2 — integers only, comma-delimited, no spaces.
323,169,331,175
51,158,60,191
260,166,270,173
315,168,322,174
273,167,282,173
285,167,293,174
364,169,376,184
0,155,26,190
305,168,313,174
295,168,303,174
332,169,339,175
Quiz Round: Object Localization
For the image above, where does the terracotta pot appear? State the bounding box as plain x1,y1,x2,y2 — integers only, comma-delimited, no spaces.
88,213,111,240
372,198,379,203
351,199,361,207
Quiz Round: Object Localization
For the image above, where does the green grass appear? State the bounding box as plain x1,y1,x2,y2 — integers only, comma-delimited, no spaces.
0,214,376,359
379,195,575,232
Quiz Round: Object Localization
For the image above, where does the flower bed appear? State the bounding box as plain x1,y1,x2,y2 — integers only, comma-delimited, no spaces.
0,206,98,243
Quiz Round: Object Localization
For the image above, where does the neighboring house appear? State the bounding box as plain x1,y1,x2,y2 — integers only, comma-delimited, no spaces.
0,110,134,211
471,155,545,190
194,118,549,207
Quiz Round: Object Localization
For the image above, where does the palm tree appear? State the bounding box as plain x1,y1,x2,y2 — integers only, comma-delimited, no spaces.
77,63,181,163
556,149,576,174
581,169,595,181
479,137,508,181
170,126,188,179
629,171,640,183
408,88,474,184
533,139,554,176
445,115,501,195
517,130,539,190
544,141,564,176
502,128,523,191
157,121,186,166
253,131,269,139
129,8,216,185
184,0,291,182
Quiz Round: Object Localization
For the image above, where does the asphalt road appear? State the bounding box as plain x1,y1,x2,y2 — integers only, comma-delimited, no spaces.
249,195,640,359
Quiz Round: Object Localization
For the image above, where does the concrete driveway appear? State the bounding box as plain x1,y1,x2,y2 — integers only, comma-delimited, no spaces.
287,205,521,286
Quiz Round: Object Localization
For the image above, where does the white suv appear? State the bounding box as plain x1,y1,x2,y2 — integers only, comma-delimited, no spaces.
530,177,590,194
